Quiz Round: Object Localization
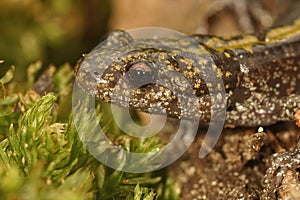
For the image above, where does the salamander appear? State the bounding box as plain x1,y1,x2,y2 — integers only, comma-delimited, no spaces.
75,17,300,127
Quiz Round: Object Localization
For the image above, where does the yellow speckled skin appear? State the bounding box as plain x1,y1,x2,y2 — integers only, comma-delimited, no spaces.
75,17,300,126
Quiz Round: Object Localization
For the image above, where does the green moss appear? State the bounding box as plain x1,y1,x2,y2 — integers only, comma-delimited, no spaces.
0,64,179,200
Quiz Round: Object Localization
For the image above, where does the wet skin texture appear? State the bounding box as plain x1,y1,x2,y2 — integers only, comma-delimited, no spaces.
75,17,300,127
75,16,300,199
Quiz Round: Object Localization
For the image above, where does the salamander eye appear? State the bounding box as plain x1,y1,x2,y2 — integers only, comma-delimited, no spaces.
127,62,156,87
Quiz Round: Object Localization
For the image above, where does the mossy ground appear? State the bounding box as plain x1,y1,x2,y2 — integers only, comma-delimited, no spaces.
0,63,178,200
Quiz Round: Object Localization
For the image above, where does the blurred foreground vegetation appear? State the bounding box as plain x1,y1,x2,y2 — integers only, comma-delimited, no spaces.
0,0,110,80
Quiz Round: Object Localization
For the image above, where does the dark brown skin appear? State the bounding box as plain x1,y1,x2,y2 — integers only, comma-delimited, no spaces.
75,17,300,127
202,33,300,126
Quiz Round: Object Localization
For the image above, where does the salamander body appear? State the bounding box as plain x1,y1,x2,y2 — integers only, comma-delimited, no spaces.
75,18,300,126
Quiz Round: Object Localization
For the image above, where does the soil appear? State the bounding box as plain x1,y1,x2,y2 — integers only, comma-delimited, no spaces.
170,123,299,199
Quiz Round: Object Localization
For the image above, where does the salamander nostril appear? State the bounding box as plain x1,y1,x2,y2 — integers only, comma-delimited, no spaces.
93,71,100,76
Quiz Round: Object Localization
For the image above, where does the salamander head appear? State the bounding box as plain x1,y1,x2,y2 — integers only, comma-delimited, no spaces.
75,30,226,121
